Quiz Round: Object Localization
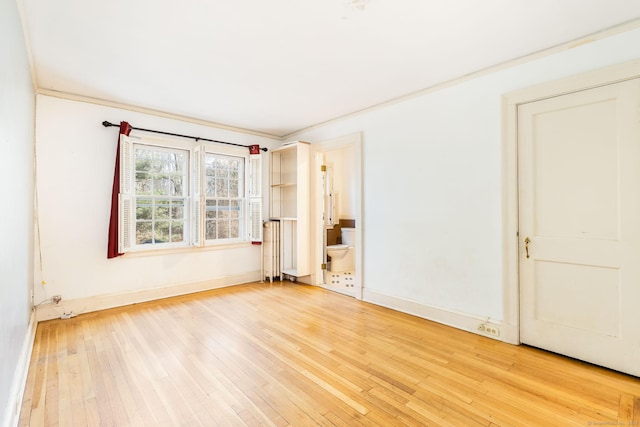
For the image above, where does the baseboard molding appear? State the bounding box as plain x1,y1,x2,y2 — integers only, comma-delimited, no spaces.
362,289,517,343
3,311,37,427
36,271,261,321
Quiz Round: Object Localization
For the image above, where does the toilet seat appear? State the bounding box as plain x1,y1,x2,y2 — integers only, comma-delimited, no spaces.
327,244,349,250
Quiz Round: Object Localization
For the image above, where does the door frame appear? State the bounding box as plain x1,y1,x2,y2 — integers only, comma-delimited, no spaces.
501,59,640,345
310,132,363,299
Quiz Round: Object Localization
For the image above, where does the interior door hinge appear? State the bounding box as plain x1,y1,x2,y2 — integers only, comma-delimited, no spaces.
321,263,327,270
321,165,327,172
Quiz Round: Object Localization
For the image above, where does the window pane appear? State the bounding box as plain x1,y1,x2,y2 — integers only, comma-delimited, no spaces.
229,200,240,218
206,220,217,240
135,149,152,171
151,155,164,173
216,179,228,197
206,177,216,197
206,200,217,219
133,145,188,248
154,175,171,196
218,200,229,219
136,221,152,244
218,220,229,239
136,199,152,220
171,221,184,242
230,219,240,238
216,167,229,178
173,153,186,172
135,172,152,195
171,202,184,220
205,156,216,170
169,175,183,196
155,221,170,243
229,179,239,197
202,153,244,242
155,200,170,219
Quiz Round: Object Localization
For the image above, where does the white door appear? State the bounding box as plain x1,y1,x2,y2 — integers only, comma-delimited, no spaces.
518,78,640,377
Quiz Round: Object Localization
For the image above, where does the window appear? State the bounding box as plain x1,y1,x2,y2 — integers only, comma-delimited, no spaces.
134,146,188,245
204,153,244,241
118,135,262,253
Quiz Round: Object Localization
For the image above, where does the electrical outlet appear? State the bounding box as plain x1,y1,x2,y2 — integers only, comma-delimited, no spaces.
478,323,500,337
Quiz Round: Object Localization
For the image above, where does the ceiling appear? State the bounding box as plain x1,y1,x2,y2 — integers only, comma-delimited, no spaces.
20,0,640,138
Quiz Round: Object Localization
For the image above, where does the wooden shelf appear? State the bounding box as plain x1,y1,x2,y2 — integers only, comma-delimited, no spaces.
269,141,310,278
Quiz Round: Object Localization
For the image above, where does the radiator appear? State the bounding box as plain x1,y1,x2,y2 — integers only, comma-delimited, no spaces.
262,220,281,282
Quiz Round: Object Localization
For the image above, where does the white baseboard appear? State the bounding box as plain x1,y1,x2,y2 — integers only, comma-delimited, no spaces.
36,271,261,322
362,289,517,343
3,311,37,427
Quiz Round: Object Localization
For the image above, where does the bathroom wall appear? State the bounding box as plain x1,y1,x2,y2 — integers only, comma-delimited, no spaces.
325,144,356,221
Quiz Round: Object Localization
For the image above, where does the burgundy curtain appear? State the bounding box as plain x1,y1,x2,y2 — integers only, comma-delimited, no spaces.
107,121,132,258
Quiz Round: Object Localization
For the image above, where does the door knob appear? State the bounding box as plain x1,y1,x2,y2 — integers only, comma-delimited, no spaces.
524,237,531,259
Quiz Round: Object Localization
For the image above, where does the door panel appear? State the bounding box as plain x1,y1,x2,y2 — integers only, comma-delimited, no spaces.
533,98,619,240
534,261,620,336
519,78,640,376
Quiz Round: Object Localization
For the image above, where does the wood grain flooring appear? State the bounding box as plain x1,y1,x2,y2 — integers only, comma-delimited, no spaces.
19,282,640,426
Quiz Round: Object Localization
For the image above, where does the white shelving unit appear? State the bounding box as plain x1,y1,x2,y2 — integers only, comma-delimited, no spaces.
270,141,310,280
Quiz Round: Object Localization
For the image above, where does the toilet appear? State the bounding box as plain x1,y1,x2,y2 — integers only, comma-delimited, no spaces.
326,227,355,272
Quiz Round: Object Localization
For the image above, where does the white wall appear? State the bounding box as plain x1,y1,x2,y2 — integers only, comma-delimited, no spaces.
34,95,280,314
0,0,35,424
325,145,356,220
292,28,640,326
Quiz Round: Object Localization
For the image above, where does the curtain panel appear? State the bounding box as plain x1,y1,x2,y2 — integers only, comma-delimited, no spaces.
107,121,131,258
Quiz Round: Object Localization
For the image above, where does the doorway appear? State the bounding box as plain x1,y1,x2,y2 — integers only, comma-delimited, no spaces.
504,62,640,376
311,133,363,299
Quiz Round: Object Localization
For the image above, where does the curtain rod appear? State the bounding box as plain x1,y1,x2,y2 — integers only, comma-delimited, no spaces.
101,121,268,152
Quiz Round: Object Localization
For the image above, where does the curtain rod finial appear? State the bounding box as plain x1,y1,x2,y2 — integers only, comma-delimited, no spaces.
102,121,113,127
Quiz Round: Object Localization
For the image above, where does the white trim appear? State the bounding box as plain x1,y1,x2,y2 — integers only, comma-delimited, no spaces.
122,241,253,258
36,89,282,140
501,59,640,347
363,289,516,342
35,272,261,322
500,93,521,346
3,312,37,427
202,149,251,246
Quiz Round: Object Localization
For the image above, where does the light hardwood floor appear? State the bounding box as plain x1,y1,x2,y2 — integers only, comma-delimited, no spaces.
19,282,640,426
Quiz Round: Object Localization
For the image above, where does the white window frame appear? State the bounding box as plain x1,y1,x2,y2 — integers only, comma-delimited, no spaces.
194,145,251,246
133,143,190,249
118,134,263,253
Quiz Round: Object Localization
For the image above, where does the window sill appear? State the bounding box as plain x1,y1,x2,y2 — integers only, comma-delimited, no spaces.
121,241,255,258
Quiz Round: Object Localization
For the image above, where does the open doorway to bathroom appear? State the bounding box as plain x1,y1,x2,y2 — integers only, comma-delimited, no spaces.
311,133,362,298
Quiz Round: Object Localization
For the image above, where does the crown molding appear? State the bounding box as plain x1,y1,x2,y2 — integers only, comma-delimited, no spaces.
35,88,283,141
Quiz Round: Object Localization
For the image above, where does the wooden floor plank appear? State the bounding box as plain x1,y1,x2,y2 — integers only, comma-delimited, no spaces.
19,282,640,426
